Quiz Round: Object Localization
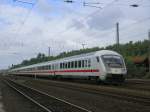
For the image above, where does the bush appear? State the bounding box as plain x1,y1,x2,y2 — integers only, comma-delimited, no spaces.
126,59,147,78
143,72,150,79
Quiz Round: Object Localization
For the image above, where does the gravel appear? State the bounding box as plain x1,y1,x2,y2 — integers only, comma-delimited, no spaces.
21,79,150,112
0,77,47,112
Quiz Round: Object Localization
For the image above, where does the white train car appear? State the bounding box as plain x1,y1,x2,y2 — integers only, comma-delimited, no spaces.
10,50,127,82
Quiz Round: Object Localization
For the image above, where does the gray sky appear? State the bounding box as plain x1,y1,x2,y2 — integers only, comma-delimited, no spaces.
0,0,150,69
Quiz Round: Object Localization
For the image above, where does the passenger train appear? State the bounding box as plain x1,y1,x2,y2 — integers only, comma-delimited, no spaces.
9,50,127,83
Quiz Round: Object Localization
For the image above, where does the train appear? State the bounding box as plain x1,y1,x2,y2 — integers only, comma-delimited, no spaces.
9,50,127,83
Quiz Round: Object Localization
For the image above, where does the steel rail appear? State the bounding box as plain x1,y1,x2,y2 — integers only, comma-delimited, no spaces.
4,79,92,112
29,80,150,106
3,79,52,112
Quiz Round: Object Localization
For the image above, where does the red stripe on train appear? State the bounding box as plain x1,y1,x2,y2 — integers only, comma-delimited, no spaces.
54,69,99,73
20,69,99,74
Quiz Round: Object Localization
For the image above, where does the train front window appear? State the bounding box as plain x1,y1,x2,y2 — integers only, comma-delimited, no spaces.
102,55,124,68
96,56,99,62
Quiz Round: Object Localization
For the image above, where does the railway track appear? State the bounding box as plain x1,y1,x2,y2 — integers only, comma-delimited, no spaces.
122,79,150,91
4,76,150,105
21,79,150,106
126,79,150,85
3,78,92,112
10,75,150,91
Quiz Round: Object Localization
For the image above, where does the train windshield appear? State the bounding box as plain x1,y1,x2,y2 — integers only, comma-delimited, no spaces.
102,55,124,68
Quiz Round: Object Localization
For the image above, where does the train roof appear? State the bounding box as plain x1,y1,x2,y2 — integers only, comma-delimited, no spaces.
11,50,121,71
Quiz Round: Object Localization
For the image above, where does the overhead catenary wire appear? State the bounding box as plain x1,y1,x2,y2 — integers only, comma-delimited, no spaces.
89,17,150,42
48,0,119,38
9,0,150,44
12,0,38,33
45,0,150,49
13,0,35,5
62,0,150,32
10,0,150,50
12,0,119,39
10,0,39,55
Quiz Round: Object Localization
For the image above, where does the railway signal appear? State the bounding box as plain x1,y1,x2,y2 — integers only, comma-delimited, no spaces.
13,0,34,5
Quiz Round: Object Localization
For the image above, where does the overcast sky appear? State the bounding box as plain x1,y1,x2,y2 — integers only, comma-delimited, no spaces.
0,0,150,69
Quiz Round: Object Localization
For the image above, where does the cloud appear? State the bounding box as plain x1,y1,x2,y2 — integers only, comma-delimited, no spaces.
68,19,86,30
0,0,150,69
86,6,124,31
35,0,51,15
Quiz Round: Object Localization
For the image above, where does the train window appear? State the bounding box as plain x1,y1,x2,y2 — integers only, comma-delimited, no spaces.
49,65,51,70
96,56,99,62
60,63,62,69
65,63,67,69
55,64,57,70
44,66,47,70
63,63,65,69
43,66,45,70
57,64,59,70
88,59,91,67
78,60,81,68
40,66,42,70
52,64,55,70
68,62,71,68
46,66,49,70
62,63,65,69
82,60,84,67
71,61,74,68
75,61,78,68
85,60,88,67
54,64,56,70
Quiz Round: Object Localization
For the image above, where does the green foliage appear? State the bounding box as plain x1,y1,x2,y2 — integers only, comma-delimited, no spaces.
143,72,150,79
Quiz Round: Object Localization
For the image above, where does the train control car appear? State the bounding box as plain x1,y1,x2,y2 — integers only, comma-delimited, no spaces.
9,50,127,82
